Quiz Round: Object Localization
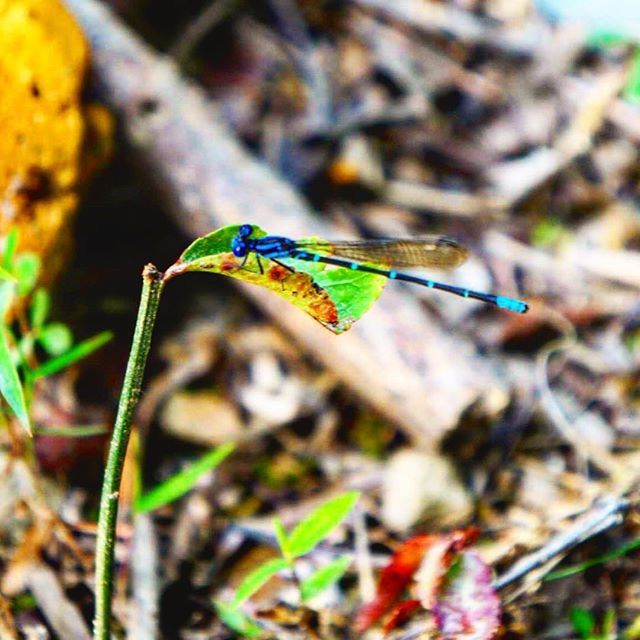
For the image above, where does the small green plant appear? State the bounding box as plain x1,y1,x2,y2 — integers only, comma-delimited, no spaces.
215,491,359,637
0,229,112,433
570,607,616,640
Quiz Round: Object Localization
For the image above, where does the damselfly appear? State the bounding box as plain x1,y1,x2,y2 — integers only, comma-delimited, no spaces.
231,224,528,313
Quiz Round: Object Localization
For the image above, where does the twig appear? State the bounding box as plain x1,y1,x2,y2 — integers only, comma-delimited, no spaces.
486,68,629,205
383,180,508,218
353,504,375,602
493,495,630,591
351,0,550,55
129,512,160,640
93,265,164,640
484,231,639,313
535,331,626,479
11,562,91,640
267,0,333,130
170,0,239,64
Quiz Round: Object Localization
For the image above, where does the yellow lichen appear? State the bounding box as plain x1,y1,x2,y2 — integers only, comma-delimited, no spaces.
0,0,109,279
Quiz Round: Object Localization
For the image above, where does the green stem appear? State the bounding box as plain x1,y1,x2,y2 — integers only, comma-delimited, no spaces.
93,264,164,640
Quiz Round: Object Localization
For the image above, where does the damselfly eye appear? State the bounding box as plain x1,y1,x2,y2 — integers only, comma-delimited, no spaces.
231,236,247,257
239,224,253,237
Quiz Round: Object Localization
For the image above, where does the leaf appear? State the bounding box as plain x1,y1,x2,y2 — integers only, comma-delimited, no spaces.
232,557,290,607
625,48,640,103
34,424,107,437
273,517,289,557
356,534,436,632
30,288,50,330
382,600,423,634
432,552,500,640
0,326,30,432
415,528,480,610
14,253,40,296
546,537,640,581
214,601,262,638
29,331,112,380
2,228,18,270
300,555,351,602
38,323,73,356
570,608,596,639
135,442,235,513
0,281,16,320
286,491,359,558
356,528,480,633
171,225,386,334
0,265,16,282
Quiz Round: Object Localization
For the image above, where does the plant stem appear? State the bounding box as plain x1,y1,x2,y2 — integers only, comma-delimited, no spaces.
93,264,164,640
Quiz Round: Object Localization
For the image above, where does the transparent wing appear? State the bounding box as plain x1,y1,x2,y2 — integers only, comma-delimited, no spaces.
294,237,468,269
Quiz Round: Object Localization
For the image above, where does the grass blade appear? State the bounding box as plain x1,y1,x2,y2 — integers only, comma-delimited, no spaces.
546,537,640,581
135,442,235,513
0,326,29,432
29,331,112,380
34,425,108,437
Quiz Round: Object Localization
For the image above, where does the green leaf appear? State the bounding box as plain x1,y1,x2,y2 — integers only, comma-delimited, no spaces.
134,443,235,513
300,555,351,602
546,537,640,582
588,30,630,47
286,491,359,559
570,607,595,639
39,323,73,357
0,281,16,320
29,331,112,380
2,228,18,270
30,289,50,330
0,265,16,282
273,517,290,557
232,557,290,607
34,425,108,437
214,601,262,638
0,326,30,432
625,48,640,103
14,253,40,296
173,225,386,334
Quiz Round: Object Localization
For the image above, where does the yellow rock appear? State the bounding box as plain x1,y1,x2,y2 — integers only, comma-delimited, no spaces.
0,0,110,279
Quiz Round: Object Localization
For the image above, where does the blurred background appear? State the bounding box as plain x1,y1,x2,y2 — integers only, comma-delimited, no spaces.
2,0,640,638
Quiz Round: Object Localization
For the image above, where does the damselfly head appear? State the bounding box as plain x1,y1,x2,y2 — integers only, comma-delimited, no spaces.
232,224,253,257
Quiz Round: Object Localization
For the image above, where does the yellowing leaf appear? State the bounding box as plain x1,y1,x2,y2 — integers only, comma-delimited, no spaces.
169,225,386,334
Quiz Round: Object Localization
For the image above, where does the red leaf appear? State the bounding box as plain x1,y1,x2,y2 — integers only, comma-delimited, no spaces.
416,528,480,609
356,535,435,632
356,528,480,633
433,551,500,640
382,599,422,634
